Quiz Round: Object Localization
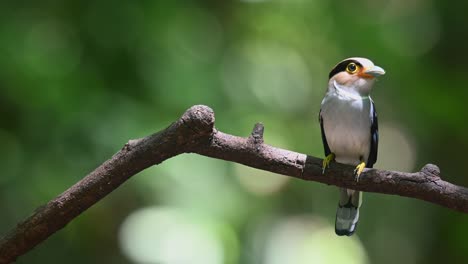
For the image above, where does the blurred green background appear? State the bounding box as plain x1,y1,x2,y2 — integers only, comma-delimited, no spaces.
1,0,468,263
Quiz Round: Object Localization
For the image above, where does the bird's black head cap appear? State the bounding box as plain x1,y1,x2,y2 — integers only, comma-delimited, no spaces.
328,59,363,79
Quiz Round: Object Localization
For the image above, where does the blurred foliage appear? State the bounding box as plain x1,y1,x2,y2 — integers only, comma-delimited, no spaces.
1,0,468,263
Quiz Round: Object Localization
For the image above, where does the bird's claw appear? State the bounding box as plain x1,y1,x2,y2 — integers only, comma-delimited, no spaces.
322,153,335,174
354,162,366,182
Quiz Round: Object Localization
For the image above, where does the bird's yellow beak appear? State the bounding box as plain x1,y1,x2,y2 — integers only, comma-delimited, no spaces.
364,65,385,77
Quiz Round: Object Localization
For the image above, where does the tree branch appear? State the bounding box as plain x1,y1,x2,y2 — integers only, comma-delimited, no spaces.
1,105,467,263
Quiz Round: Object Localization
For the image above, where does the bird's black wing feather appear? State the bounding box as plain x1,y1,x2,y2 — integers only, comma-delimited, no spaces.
319,109,331,156
367,100,378,168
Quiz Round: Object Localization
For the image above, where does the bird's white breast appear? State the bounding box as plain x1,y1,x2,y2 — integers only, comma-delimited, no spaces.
320,91,372,166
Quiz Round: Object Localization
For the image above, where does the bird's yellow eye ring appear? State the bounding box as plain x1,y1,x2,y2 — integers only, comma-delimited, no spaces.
346,62,358,74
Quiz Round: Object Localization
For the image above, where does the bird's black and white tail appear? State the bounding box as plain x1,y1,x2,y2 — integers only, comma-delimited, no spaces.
335,188,362,236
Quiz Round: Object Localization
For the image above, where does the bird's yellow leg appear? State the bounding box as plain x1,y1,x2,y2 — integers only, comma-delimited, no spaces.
322,153,335,174
354,161,366,182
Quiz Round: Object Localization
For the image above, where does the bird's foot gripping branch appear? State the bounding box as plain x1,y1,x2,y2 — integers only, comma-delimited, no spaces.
0,105,467,263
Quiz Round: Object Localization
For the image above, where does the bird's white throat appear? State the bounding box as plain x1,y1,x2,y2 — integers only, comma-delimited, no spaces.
333,80,370,100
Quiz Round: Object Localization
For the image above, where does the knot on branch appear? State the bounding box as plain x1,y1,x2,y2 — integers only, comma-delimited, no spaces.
180,105,215,136
123,139,141,151
421,164,441,178
248,123,264,145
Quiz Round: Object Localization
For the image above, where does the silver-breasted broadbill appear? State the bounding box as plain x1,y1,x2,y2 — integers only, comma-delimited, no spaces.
320,57,385,236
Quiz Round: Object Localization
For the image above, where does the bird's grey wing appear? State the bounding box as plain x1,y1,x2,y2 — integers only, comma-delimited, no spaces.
367,100,378,168
319,109,331,156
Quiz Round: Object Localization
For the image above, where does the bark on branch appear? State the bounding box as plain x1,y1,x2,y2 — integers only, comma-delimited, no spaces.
1,105,467,263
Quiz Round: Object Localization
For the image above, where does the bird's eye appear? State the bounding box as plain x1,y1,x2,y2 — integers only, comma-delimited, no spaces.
346,63,358,74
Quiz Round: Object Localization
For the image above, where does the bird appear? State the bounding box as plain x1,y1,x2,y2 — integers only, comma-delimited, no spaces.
319,57,385,236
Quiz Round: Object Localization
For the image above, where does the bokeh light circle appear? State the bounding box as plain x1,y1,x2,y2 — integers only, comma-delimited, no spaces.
262,215,369,264
119,207,225,264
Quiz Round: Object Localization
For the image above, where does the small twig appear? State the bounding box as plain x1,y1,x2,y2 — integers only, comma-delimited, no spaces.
0,104,467,263
249,122,264,144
